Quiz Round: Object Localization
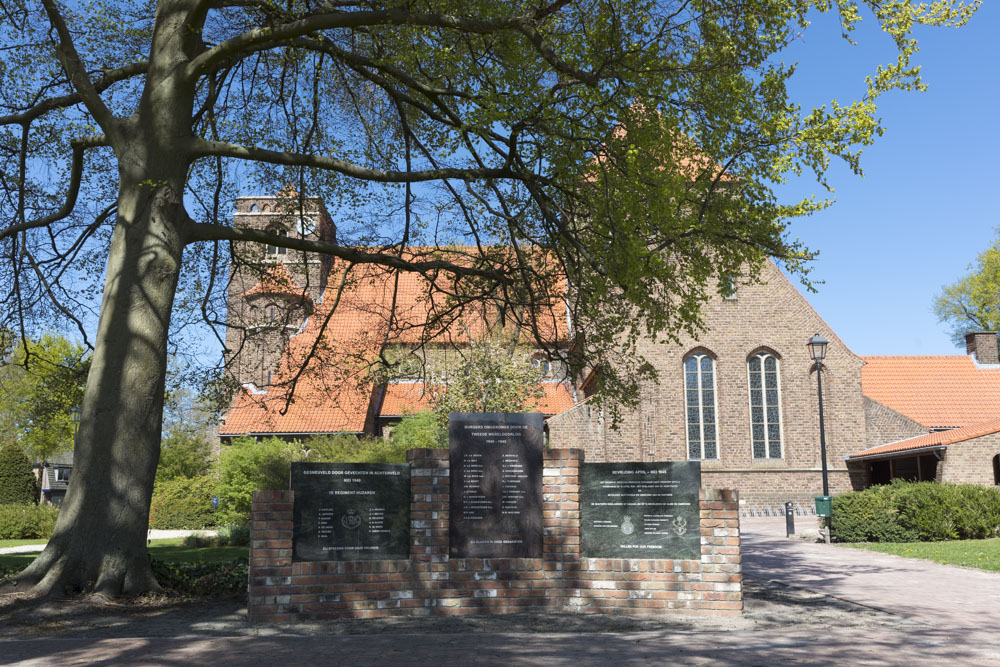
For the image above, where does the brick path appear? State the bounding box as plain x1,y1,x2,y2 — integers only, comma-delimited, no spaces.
742,517,1000,654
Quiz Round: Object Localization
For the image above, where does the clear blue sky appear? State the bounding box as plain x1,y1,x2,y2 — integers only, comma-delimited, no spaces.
775,2,999,356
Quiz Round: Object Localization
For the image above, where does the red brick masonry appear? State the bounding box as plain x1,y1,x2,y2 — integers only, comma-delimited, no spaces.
249,449,742,622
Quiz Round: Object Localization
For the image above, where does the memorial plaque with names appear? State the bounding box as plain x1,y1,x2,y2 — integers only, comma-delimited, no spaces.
291,462,410,562
580,461,701,559
449,413,543,558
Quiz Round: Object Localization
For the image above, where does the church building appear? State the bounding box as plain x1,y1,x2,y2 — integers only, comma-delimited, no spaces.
219,195,1000,511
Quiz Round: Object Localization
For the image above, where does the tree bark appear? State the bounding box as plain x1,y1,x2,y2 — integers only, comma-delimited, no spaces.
9,168,185,597
4,0,200,596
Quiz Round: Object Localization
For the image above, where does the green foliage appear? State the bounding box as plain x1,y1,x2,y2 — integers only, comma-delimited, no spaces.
0,335,89,462
304,432,412,463
156,430,214,483
0,503,58,539
149,476,218,530
832,481,1000,543
830,485,918,543
217,523,251,547
150,558,249,599
430,336,545,427
389,411,447,451
0,446,38,505
217,437,304,524
935,230,1000,349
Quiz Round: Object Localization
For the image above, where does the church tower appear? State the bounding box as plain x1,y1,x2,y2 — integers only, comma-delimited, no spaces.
224,194,335,388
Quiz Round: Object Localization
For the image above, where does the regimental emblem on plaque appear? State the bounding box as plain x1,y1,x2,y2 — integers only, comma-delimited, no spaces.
621,515,634,535
671,515,687,536
342,509,362,530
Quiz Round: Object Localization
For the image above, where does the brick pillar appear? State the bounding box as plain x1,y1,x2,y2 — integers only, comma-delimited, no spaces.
543,449,583,607
248,490,294,623
698,488,743,614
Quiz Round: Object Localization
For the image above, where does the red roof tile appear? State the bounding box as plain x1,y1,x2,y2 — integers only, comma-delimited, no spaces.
861,356,1000,430
222,254,572,436
378,381,576,417
851,416,1000,458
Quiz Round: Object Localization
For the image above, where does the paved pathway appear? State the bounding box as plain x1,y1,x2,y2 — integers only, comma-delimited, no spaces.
0,530,217,555
0,625,996,666
741,517,1000,655
4,519,1000,665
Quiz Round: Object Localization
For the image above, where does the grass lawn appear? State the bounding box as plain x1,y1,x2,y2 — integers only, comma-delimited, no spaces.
0,539,248,570
844,538,1000,572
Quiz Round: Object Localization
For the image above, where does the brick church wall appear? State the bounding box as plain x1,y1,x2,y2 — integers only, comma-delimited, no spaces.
248,449,742,623
863,397,928,447
939,433,1000,486
548,261,867,510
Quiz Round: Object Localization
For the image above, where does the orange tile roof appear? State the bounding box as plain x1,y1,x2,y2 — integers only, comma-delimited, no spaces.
378,381,576,417
861,356,1000,430
851,416,1000,459
219,381,373,435
222,254,573,436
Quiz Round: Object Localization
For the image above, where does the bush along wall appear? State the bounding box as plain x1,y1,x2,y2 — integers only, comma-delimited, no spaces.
149,476,218,530
831,481,1000,542
0,503,58,539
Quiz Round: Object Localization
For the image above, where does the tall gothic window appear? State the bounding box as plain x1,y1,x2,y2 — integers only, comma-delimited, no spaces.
748,351,782,459
685,353,718,460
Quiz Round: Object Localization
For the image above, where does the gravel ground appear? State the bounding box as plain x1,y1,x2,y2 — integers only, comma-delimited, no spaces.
0,576,914,640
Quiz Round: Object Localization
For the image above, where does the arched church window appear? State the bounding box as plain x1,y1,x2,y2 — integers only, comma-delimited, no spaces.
748,351,783,459
267,229,287,255
684,353,718,460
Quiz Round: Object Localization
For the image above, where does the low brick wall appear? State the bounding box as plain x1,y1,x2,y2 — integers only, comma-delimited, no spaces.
249,449,742,622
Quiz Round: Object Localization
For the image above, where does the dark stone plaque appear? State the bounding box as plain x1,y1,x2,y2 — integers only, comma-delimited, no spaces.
291,462,410,562
580,461,701,559
449,413,543,558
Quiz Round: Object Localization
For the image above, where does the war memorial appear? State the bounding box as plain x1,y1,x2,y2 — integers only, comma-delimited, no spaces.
248,413,742,622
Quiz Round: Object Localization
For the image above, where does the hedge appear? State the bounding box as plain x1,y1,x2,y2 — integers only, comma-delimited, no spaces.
831,481,1000,542
149,476,218,530
0,503,58,539
0,447,38,505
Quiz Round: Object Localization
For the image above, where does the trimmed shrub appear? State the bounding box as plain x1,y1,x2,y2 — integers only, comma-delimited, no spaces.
306,432,412,464
0,447,38,505
217,437,304,524
831,485,917,543
0,503,58,539
832,481,1000,542
149,476,218,530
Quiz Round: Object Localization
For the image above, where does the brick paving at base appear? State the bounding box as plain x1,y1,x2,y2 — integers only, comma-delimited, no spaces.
741,517,1000,653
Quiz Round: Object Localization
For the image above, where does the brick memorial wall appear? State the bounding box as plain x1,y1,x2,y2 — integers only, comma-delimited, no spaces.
248,448,742,622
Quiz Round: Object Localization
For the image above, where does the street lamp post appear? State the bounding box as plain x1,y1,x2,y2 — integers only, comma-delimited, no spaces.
70,406,81,446
807,334,831,543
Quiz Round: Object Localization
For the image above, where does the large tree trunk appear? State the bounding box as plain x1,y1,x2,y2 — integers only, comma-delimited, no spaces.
2,0,202,598
9,167,185,597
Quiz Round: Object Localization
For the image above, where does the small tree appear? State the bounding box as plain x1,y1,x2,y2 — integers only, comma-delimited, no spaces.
0,335,89,462
935,231,1000,349
156,431,214,483
0,446,38,505
390,411,448,451
430,336,545,428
